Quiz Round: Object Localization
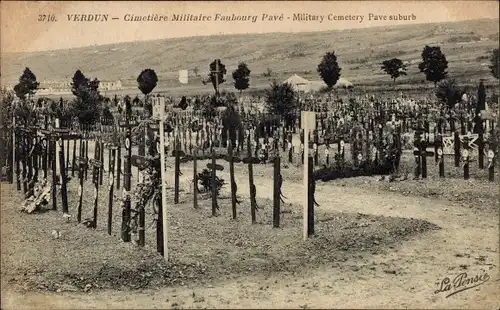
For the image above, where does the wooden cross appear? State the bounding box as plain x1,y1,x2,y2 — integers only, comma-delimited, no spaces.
53,127,71,214
413,128,434,179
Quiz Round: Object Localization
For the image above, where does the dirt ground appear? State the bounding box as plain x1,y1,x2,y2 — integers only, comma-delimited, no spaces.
1,156,499,309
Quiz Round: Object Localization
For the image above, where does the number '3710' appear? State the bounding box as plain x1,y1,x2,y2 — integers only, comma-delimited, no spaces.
38,14,57,22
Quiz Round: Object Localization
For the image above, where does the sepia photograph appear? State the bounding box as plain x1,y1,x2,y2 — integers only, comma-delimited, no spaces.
0,1,499,308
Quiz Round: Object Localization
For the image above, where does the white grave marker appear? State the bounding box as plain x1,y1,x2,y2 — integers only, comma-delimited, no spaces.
301,111,316,241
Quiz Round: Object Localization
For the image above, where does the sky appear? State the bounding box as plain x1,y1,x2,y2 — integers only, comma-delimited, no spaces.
1,1,499,53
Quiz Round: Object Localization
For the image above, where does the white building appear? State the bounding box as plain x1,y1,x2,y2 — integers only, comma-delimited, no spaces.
39,80,72,93
99,80,123,91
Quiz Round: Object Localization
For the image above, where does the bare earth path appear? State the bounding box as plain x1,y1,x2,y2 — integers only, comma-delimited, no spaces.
2,162,499,309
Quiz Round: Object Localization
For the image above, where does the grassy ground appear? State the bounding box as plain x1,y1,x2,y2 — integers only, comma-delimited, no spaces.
2,143,497,293
1,175,439,294
1,151,498,308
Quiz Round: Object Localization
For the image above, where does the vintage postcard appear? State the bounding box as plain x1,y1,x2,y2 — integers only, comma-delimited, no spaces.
1,1,499,309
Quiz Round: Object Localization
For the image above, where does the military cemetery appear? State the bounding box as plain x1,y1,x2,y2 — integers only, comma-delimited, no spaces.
1,5,499,308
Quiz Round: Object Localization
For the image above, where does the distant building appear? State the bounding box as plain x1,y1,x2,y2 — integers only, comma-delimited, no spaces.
11,78,123,96
39,80,72,93
99,80,123,91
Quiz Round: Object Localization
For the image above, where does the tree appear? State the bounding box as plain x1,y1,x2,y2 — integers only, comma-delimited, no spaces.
435,78,464,109
381,58,407,84
71,70,101,102
137,68,158,116
13,67,39,100
208,59,226,96
263,68,273,77
70,70,102,124
317,51,342,90
71,70,87,96
418,45,448,87
265,80,297,128
232,62,251,95
489,48,499,79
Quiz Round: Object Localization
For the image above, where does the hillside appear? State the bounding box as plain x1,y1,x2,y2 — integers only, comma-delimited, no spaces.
1,18,498,95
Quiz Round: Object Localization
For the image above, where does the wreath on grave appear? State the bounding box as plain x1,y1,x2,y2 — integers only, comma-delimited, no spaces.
126,153,162,237
117,118,164,236
196,168,225,197
20,179,51,213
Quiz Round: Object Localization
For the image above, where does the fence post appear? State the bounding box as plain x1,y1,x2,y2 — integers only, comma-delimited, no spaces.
11,116,16,184
273,156,280,228
156,196,164,255
55,120,61,185
91,140,101,227
15,130,21,191
421,137,428,179
32,135,39,186
84,140,89,180
462,137,470,180
174,137,180,204
99,140,104,185
193,147,198,209
247,133,257,224
58,133,69,214
121,102,133,243
478,129,484,169
71,137,77,177
313,143,318,166
307,156,315,237
488,150,495,182
339,137,345,162
108,148,116,235
189,128,193,155
21,132,28,194
51,137,57,210
42,138,48,179
116,144,121,190
454,131,460,167
229,142,237,219
138,198,145,247
77,155,84,223
65,139,70,177
438,133,445,178
434,126,439,164
211,150,217,216
26,133,34,193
